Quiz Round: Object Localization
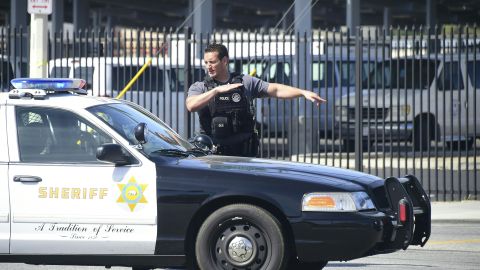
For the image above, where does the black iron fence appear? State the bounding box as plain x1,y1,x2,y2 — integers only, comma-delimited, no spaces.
1,25,478,201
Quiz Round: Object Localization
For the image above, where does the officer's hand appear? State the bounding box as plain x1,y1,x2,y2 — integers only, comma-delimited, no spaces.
303,91,326,106
215,83,243,94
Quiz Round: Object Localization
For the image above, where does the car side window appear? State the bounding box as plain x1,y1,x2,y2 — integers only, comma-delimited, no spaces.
16,107,115,163
268,63,291,85
338,61,356,87
312,61,337,87
437,62,464,91
467,61,480,88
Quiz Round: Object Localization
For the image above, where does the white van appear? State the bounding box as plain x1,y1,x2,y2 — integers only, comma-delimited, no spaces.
48,57,205,137
234,53,380,138
336,55,480,151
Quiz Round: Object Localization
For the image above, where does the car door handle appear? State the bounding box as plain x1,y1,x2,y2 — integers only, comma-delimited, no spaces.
13,175,42,183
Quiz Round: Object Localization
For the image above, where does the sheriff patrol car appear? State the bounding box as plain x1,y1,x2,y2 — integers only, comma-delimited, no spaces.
0,78,431,270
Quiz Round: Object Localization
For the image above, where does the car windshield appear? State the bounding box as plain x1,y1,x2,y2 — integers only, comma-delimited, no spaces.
364,59,436,89
87,101,194,156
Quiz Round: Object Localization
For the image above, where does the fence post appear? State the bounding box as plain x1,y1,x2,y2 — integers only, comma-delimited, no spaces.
184,27,192,139
354,27,363,172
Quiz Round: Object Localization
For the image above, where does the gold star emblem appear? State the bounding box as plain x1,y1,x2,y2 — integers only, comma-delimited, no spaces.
117,176,148,212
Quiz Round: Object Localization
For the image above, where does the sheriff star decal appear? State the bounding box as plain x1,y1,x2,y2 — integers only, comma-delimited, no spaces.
117,177,148,212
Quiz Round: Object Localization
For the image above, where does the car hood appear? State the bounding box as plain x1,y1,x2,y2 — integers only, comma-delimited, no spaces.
174,155,382,189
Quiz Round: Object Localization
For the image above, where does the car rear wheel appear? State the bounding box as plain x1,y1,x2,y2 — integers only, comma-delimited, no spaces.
446,138,474,151
342,139,369,153
195,204,288,270
413,115,436,151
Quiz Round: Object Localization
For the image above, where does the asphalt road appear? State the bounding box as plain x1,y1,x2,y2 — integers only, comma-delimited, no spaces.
1,221,479,270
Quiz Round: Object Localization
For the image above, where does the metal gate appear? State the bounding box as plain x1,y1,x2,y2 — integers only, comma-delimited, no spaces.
1,25,478,201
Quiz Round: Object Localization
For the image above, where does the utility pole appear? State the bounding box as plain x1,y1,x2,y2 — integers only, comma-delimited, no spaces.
28,0,52,77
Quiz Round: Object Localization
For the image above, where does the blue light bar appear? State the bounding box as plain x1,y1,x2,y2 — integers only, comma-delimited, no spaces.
11,78,86,90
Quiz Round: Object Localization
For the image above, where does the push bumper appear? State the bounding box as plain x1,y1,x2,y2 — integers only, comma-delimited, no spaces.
290,175,431,262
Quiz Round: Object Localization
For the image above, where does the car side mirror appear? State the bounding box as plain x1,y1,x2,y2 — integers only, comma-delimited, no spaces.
96,143,132,166
134,123,147,144
192,134,214,151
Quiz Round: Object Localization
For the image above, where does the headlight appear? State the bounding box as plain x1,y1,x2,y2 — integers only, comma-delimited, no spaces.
302,192,376,212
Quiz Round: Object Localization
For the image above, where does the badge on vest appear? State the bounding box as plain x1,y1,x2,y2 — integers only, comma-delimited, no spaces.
232,93,241,103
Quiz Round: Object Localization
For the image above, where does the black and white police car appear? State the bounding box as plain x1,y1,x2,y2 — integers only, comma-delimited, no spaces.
0,78,431,270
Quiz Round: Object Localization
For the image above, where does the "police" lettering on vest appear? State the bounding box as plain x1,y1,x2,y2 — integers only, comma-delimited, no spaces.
219,96,229,101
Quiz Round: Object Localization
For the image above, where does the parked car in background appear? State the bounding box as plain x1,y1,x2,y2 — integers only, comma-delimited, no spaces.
336,55,480,151
230,52,382,138
48,57,205,137
0,56,13,91
1,55,28,91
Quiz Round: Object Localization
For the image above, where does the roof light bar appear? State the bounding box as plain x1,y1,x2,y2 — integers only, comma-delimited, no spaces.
11,78,86,90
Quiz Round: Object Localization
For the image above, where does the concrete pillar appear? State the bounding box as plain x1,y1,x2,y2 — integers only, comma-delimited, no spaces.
193,0,213,35
52,0,64,33
10,0,27,28
426,0,437,29
346,0,360,36
383,7,391,29
51,0,65,58
29,13,48,77
192,0,213,56
293,0,312,88
73,0,89,31
291,0,314,157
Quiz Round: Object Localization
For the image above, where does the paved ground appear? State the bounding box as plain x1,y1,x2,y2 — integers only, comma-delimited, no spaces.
431,200,480,222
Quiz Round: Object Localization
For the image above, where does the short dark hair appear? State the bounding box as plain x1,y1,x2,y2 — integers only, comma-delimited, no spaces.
204,43,229,60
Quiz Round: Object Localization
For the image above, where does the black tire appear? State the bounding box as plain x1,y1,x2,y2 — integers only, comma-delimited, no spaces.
446,138,474,151
413,115,435,151
288,259,328,270
342,139,355,153
342,139,369,153
195,204,288,270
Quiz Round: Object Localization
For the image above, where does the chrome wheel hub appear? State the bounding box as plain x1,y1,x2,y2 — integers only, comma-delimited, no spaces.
227,236,254,263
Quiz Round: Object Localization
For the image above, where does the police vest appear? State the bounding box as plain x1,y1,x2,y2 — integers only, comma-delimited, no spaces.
198,74,255,143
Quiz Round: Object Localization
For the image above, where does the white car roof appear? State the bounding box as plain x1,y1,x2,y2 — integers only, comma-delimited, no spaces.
0,91,121,109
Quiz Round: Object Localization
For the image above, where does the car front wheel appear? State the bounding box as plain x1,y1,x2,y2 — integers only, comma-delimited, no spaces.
195,204,288,270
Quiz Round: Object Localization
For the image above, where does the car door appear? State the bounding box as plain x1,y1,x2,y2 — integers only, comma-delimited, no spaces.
436,60,467,141
0,102,10,253
6,103,157,255
466,60,480,137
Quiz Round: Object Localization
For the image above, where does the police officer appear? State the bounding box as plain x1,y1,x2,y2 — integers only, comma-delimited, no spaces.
186,44,326,157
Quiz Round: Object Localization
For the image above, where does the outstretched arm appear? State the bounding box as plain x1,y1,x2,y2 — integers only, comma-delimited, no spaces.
186,83,243,112
266,83,326,106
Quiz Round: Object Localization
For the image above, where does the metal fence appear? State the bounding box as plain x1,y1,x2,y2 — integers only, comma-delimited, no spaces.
1,25,478,201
